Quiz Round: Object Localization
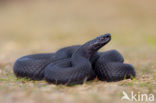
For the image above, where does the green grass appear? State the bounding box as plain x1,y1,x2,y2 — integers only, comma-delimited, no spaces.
0,0,156,103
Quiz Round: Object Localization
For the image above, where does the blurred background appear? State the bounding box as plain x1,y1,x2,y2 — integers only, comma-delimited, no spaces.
0,0,156,103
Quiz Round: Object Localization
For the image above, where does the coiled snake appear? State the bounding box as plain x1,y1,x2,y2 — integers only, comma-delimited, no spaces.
13,34,136,85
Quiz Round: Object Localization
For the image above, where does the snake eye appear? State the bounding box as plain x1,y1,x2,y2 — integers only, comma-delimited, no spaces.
100,37,105,40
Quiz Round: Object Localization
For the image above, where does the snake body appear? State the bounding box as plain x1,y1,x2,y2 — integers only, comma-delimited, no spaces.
13,34,136,85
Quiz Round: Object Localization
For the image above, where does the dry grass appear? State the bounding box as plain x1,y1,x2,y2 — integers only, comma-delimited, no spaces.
0,0,156,103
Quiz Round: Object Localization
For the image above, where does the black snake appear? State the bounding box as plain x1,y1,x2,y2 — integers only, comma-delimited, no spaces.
13,34,136,85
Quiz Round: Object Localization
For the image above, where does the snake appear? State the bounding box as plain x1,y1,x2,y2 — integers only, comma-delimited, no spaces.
13,33,136,85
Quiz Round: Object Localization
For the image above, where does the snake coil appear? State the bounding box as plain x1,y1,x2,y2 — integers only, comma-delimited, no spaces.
13,34,136,85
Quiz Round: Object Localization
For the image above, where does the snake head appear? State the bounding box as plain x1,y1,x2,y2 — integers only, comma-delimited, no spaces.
88,33,111,52
96,33,111,45
77,33,111,58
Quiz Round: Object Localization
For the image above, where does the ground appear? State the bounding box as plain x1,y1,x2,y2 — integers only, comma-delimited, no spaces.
0,0,156,103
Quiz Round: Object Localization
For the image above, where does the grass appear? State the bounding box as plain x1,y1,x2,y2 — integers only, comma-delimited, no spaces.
0,0,156,103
